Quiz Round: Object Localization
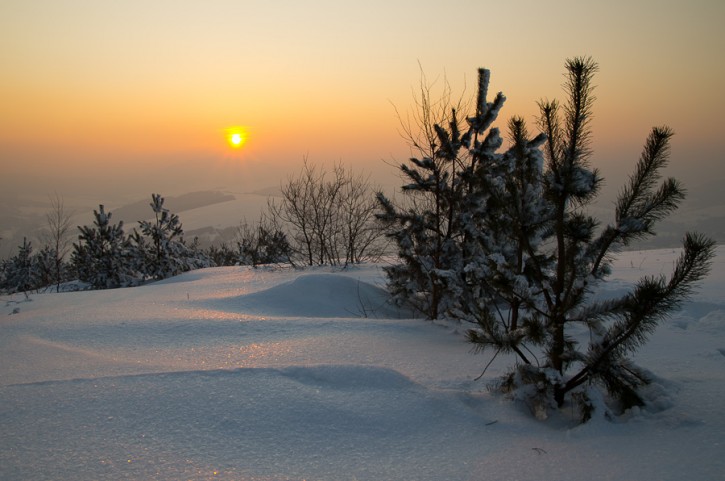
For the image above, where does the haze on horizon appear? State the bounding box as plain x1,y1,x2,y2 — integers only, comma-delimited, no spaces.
1,0,723,247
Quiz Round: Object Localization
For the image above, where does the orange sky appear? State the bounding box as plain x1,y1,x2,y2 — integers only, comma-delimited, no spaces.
1,0,723,203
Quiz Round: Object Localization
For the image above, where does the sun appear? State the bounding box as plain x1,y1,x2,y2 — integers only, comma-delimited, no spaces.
225,127,248,149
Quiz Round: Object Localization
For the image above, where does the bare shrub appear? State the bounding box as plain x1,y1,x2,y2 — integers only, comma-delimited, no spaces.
268,158,385,266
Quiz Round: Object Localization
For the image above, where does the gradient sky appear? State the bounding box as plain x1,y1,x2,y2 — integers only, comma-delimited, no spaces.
1,0,723,205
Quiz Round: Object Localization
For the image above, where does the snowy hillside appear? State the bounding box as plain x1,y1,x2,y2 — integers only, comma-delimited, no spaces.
1,248,724,480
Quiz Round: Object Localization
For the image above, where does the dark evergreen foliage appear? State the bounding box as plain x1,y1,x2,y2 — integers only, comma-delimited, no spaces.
377,69,507,319
130,193,213,280
383,58,715,421
72,205,137,289
1,238,39,293
238,222,293,267
33,244,56,289
132,194,185,280
205,242,240,267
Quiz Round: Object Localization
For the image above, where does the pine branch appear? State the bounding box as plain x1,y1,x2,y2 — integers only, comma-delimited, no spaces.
536,99,562,170
590,126,682,276
467,68,506,135
620,127,673,212
562,57,597,168
561,232,715,399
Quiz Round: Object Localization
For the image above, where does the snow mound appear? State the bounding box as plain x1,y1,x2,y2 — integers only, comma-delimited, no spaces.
225,273,405,318
2,252,725,480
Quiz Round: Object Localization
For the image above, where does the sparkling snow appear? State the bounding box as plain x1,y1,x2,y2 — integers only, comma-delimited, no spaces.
1,249,724,480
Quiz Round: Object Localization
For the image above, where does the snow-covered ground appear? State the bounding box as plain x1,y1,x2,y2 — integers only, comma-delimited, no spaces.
1,248,724,480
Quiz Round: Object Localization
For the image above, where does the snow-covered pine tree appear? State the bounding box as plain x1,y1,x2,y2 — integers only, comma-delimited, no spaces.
72,205,137,289
238,219,293,267
132,194,187,280
33,244,57,290
2,237,40,293
185,236,215,271
205,242,238,267
465,57,716,421
377,68,506,319
457,116,549,361
382,58,714,421
131,194,213,280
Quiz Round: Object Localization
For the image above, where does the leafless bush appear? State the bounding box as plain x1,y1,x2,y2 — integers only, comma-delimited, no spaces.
41,193,73,291
267,158,386,266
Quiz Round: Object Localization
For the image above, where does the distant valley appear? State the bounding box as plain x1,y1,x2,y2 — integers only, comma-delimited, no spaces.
2,180,724,260
0,190,276,259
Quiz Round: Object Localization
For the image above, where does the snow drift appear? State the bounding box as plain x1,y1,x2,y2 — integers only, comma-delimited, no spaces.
1,248,724,480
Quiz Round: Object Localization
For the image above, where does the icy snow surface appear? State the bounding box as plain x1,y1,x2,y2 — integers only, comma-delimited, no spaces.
1,249,724,480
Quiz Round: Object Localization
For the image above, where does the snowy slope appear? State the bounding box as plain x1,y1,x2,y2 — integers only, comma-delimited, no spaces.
1,249,724,480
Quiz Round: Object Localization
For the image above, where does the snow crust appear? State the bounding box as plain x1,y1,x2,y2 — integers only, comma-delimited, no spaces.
2,248,724,480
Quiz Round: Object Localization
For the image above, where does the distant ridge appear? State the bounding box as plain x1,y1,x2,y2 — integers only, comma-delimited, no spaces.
112,191,235,223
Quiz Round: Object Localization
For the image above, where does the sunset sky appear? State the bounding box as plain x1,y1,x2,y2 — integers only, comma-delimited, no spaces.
1,0,723,204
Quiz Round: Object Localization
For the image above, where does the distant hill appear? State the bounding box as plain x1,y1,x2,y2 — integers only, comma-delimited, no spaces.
111,191,236,224
109,190,276,249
